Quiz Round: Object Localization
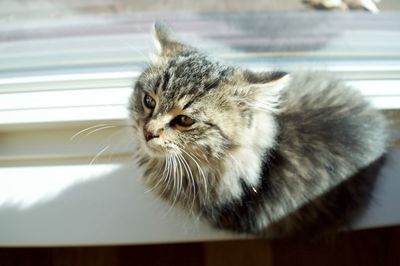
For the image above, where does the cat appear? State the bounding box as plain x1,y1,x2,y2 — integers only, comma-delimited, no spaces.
129,22,388,238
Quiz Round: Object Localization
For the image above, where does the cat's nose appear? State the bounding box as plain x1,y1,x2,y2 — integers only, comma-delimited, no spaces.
144,129,161,141
144,130,156,141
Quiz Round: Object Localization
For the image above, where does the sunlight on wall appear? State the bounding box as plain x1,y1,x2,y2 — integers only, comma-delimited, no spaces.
0,163,121,209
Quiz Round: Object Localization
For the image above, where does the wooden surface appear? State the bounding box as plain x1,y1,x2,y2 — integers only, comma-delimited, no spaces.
1,226,399,266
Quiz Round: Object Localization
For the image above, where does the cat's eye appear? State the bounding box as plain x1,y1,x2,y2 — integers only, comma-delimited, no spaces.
143,93,156,109
173,115,195,127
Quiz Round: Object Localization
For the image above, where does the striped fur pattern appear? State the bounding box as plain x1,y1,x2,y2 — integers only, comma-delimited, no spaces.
129,22,388,237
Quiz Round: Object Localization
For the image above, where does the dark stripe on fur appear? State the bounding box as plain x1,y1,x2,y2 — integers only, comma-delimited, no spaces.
207,152,387,236
161,71,171,91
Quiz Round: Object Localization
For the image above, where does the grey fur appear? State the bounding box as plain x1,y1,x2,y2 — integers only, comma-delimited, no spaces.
129,22,388,237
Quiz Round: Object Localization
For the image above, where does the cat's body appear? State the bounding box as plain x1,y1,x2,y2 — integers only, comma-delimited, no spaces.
129,23,388,237
206,72,387,237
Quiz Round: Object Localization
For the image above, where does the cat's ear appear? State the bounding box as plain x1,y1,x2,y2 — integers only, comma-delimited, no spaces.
152,22,186,57
235,70,290,112
243,70,290,92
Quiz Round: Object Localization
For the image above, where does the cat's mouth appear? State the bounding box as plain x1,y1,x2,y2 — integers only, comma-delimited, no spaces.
142,136,168,157
144,140,163,153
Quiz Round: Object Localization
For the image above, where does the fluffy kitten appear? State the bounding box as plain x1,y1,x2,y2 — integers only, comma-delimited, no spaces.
129,23,388,238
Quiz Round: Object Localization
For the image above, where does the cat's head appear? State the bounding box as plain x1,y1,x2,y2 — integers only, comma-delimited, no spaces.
130,22,289,163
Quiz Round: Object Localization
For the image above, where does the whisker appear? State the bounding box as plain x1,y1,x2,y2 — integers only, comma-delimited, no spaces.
170,153,177,200
89,145,109,165
144,158,167,193
179,149,201,211
147,158,167,194
181,149,208,204
172,147,192,206
103,127,132,162
175,150,192,204
70,123,109,141
189,151,205,163
166,153,182,214
160,154,173,198
85,125,117,137
173,150,184,200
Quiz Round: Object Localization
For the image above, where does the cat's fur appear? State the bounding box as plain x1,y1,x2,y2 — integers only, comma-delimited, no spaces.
129,22,388,237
